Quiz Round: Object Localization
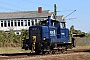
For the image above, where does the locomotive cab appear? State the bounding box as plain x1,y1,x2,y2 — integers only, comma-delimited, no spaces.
22,16,72,54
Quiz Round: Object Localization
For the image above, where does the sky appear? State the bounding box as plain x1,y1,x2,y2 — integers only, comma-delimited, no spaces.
0,0,90,33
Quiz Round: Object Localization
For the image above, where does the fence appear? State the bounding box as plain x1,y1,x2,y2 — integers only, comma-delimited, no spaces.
75,38,90,46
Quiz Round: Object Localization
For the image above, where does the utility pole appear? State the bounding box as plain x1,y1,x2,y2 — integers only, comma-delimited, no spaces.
54,4,57,20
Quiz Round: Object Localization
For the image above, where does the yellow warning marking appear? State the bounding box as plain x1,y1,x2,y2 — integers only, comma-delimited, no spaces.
32,36,36,50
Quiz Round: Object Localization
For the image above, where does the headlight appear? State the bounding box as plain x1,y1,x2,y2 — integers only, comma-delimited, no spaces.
43,38,46,40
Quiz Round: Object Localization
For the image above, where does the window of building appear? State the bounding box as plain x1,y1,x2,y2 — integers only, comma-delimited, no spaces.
4,21,7,27
35,19,37,23
35,19,37,25
32,20,34,25
24,20,27,26
28,20,30,26
1,21,3,27
14,20,17,26
8,20,10,27
11,20,13,26
18,20,20,26
21,20,23,26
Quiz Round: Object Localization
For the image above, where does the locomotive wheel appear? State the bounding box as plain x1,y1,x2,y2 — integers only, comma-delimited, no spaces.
35,43,42,54
42,51,50,54
52,50,55,54
35,50,41,54
48,50,52,54
61,49,65,53
42,51,46,54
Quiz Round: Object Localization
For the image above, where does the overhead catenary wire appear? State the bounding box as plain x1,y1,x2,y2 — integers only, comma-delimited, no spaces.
77,10,90,15
0,1,27,11
22,0,90,23
21,0,69,9
0,0,90,22
21,0,90,16
0,0,89,15
0,6,18,11
21,0,52,7
65,18,76,20
0,0,77,15
0,0,90,27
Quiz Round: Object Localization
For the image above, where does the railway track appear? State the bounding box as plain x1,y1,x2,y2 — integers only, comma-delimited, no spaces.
0,49,90,60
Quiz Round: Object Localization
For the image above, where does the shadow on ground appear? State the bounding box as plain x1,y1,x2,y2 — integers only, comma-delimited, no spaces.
0,53,36,56
83,50,90,52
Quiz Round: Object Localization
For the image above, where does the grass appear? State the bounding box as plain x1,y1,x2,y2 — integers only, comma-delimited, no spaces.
0,46,90,54
0,47,30,54
74,46,90,49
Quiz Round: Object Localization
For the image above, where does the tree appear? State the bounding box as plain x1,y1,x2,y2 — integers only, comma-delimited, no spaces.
77,30,82,34
86,32,90,38
70,25,75,32
21,29,29,39
70,25,75,41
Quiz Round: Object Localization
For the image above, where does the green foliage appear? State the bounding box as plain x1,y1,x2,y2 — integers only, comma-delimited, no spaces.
86,32,90,38
0,29,29,47
70,25,74,33
69,25,75,41
21,29,29,39
69,25,90,38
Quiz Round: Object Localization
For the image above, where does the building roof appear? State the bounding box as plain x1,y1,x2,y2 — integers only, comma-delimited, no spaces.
0,10,64,20
0,10,53,19
56,15,64,20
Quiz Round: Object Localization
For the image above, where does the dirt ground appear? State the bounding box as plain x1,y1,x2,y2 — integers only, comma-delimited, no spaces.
26,46,90,60
27,52,90,60
0,46,90,60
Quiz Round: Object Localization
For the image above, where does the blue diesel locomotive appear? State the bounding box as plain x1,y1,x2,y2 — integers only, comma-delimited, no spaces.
22,16,72,54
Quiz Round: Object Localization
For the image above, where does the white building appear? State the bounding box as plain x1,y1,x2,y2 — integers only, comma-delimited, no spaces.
0,7,64,35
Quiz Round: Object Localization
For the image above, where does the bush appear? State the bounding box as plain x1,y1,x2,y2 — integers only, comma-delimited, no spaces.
0,29,28,47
